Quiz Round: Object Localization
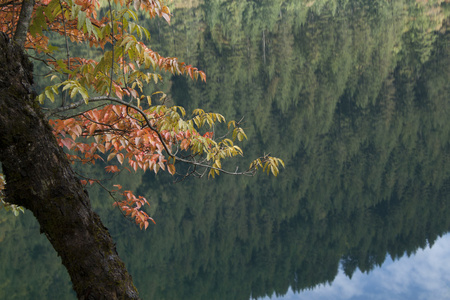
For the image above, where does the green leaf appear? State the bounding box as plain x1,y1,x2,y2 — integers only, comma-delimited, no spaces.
142,27,151,40
126,9,138,21
78,86,89,104
123,17,129,30
70,87,78,99
37,93,45,104
77,11,86,30
45,0,61,22
71,3,81,20
45,87,55,102
29,8,47,36
84,17,93,35
101,24,111,38
62,82,72,91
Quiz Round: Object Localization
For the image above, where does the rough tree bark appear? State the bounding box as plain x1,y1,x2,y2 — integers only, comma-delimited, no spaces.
0,34,140,299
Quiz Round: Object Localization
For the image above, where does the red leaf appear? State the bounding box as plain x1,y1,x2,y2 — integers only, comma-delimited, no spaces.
105,165,120,173
61,138,73,149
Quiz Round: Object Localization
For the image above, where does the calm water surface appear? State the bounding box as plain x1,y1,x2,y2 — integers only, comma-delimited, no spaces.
260,234,450,300
1,1,450,299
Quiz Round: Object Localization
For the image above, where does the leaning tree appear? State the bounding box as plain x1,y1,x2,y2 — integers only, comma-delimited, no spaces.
0,0,282,298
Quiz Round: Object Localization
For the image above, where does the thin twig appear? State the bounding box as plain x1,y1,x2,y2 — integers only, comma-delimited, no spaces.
0,0,17,8
108,0,114,96
59,0,71,106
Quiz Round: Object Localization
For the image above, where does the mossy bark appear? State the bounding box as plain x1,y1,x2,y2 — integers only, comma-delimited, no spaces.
0,33,140,299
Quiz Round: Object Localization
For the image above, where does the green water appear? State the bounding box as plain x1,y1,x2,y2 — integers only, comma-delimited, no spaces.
1,0,450,299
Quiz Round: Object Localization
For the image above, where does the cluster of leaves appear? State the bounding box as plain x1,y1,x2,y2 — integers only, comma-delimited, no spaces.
29,0,206,103
249,155,285,177
49,100,279,174
0,0,283,228
111,184,155,229
0,174,24,217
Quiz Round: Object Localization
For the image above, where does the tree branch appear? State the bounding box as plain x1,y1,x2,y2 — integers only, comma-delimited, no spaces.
47,96,261,177
0,0,17,8
13,0,35,48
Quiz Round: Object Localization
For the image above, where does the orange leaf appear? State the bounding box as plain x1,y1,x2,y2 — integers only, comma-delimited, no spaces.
89,123,97,136
117,153,124,164
97,144,106,153
105,165,120,173
107,152,116,161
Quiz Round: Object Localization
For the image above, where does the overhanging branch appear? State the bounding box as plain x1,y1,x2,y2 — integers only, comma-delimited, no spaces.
47,96,261,177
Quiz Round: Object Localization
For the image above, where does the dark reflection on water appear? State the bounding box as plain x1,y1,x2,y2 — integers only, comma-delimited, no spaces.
1,1,450,299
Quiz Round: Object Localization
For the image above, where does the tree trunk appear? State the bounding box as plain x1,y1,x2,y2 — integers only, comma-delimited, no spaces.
0,34,140,299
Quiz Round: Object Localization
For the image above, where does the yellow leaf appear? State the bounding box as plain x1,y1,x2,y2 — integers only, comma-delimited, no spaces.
167,164,176,175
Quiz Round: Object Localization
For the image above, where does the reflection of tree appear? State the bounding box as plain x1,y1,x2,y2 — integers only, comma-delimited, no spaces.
1,1,450,299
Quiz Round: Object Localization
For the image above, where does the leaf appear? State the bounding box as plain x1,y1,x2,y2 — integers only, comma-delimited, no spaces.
71,3,81,20
77,11,86,31
107,152,116,162
167,164,176,175
79,86,89,103
126,8,138,21
37,93,45,104
162,12,170,24
105,165,120,173
44,88,55,102
85,17,94,35
89,123,97,136
117,153,124,164
70,87,79,99
61,138,73,149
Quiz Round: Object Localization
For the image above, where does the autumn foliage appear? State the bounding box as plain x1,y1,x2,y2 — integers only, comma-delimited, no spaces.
0,0,284,228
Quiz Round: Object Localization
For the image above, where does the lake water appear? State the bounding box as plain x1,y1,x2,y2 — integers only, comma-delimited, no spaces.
1,0,450,299
260,234,450,300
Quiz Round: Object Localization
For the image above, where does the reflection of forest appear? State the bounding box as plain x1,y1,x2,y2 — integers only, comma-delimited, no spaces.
1,1,450,299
